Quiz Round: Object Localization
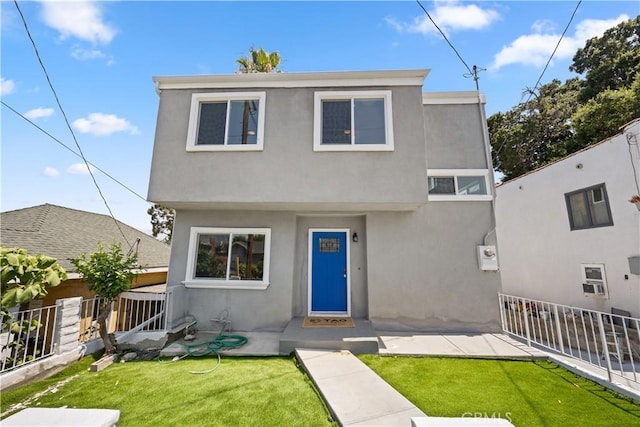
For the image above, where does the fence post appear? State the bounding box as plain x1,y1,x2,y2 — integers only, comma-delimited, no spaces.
522,298,531,347
553,305,564,354
53,297,82,355
596,314,613,382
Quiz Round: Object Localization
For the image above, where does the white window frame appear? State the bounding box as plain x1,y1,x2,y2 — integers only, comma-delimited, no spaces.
313,90,394,152
186,92,266,152
183,227,271,290
427,169,492,201
580,263,608,298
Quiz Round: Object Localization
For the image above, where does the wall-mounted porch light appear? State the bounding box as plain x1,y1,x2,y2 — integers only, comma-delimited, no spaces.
352,232,358,243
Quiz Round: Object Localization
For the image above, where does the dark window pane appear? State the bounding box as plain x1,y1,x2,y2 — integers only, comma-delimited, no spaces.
354,98,385,144
568,193,589,228
322,101,351,144
457,176,487,195
197,102,227,145
195,234,229,278
585,267,602,280
227,100,259,145
229,234,264,280
428,177,455,195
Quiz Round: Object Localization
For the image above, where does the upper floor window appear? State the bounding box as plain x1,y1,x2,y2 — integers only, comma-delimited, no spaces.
427,169,492,201
565,183,613,230
186,92,266,151
184,227,271,290
313,91,394,151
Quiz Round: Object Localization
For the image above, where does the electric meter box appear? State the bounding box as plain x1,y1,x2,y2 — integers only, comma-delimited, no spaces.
477,245,498,271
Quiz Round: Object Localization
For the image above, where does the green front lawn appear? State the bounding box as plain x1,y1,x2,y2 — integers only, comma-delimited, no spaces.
1,354,334,427
359,356,640,426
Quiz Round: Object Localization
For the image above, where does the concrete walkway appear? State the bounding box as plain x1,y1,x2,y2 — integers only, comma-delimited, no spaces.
296,333,542,427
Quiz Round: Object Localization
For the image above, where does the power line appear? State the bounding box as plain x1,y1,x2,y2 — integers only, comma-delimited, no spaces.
494,0,583,159
415,0,473,76
1,101,148,202
13,0,131,247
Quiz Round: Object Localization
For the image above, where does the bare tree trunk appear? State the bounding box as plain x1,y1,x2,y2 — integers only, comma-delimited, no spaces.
242,101,250,144
97,299,115,355
246,235,254,279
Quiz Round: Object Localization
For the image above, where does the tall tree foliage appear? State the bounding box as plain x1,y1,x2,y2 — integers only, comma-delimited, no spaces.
570,16,640,102
490,16,640,181
71,242,138,355
147,204,174,243
236,47,281,73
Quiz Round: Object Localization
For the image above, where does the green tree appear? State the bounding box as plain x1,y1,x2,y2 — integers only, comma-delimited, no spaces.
147,204,174,243
570,16,640,102
70,242,138,355
1,247,67,366
489,79,581,181
572,75,640,147
236,47,282,73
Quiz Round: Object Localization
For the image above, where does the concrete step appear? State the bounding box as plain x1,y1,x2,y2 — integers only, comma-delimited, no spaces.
279,317,379,355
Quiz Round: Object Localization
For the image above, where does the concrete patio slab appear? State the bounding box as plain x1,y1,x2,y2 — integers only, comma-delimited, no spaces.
159,331,281,357
2,408,120,427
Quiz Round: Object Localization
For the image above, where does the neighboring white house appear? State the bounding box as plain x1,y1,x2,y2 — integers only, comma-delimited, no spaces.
496,118,640,318
147,69,502,337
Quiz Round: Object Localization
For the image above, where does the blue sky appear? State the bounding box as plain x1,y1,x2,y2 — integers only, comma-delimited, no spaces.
1,1,637,236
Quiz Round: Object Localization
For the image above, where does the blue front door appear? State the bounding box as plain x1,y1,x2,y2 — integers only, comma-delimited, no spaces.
311,231,348,313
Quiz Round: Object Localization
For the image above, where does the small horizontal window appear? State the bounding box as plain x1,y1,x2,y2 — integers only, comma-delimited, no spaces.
314,91,394,151
184,227,271,289
186,92,266,152
565,183,613,230
427,169,492,201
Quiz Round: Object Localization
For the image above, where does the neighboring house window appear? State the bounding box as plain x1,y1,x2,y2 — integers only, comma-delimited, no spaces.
427,169,492,201
581,264,608,297
565,184,613,230
313,91,394,151
184,227,271,289
186,92,266,151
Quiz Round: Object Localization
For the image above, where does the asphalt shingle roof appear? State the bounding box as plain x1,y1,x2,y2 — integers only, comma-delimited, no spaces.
0,204,170,272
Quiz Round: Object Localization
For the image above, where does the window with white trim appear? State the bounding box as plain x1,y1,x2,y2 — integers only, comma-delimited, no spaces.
581,264,608,297
565,183,613,230
313,91,394,151
184,227,271,289
186,92,266,151
427,169,492,201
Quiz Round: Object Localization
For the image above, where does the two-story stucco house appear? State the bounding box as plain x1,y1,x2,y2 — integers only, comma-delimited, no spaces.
147,69,501,346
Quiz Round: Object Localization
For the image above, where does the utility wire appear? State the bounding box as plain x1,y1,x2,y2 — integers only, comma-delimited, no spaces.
1,101,148,202
494,0,582,159
415,0,473,76
14,0,131,247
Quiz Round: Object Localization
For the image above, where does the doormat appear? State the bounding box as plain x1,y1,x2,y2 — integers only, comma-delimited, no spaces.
302,317,355,328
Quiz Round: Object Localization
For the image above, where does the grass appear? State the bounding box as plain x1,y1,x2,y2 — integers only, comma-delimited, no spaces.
359,356,640,426
1,353,335,427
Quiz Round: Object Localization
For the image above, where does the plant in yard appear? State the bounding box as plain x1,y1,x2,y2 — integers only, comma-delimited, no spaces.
70,242,138,355
0,246,67,366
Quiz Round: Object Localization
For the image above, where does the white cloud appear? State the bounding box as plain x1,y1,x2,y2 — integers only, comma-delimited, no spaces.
490,14,630,70
67,163,95,175
39,0,116,44
72,113,139,136
24,107,54,120
387,1,500,35
43,167,59,177
1,78,16,95
71,46,106,61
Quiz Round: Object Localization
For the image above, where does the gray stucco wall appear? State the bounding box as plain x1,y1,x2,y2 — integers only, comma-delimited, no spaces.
167,210,297,331
366,204,501,332
424,103,489,169
148,86,427,208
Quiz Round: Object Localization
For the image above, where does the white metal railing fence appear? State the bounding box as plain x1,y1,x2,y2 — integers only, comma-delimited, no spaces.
0,304,58,373
499,294,640,385
79,292,166,343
